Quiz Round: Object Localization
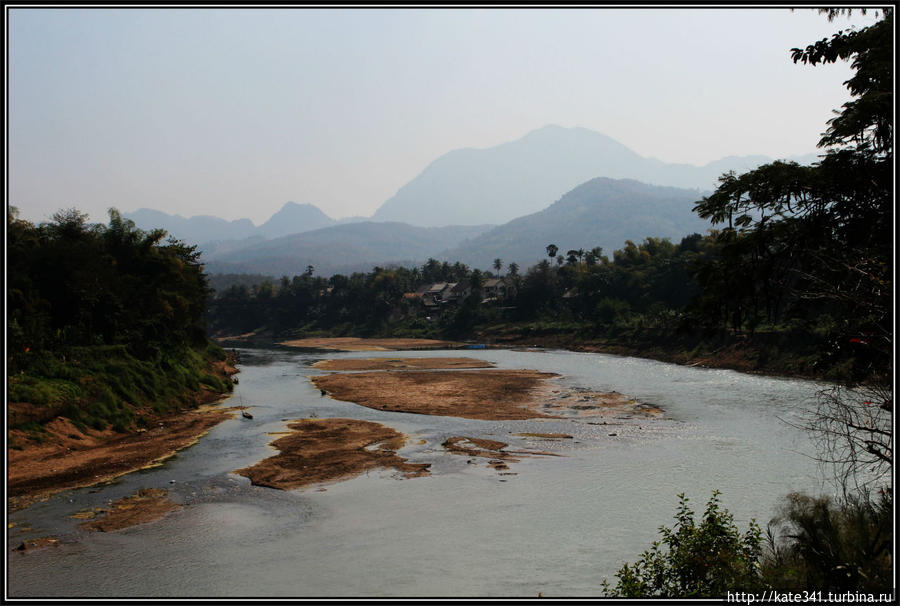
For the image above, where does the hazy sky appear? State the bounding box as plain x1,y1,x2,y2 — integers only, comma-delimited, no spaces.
7,7,880,226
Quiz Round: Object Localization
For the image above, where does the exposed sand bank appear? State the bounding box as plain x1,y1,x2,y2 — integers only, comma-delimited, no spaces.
442,436,561,472
8,357,239,513
11,536,61,552
540,389,663,418
235,418,430,491
75,488,180,532
312,369,560,420
279,337,461,351
312,357,495,371
7,404,237,513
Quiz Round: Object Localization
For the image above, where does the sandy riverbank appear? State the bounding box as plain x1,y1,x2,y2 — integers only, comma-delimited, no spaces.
313,369,560,420
75,488,180,532
7,360,239,513
235,418,430,490
7,404,238,513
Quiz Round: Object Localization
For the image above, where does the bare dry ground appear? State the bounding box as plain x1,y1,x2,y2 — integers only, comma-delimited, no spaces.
312,357,495,371
279,337,461,351
312,369,560,420
235,418,430,491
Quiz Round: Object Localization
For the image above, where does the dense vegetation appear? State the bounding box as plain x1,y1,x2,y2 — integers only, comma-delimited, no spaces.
7,207,233,434
206,229,863,382
603,8,892,596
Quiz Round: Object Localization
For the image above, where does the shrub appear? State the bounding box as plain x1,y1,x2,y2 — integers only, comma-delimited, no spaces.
761,491,893,592
602,492,764,597
595,298,631,326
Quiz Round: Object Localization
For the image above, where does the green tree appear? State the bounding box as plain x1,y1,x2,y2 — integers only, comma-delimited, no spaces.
603,492,765,598
693,8,893,491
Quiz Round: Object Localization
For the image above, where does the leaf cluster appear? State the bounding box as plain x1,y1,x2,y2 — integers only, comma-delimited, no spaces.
602,492,765,597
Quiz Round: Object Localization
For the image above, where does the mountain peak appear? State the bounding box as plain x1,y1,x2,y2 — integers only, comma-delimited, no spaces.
257,202,335,238
371,125,816,227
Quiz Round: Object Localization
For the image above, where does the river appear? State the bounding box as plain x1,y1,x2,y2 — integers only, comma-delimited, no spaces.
6,346,833,598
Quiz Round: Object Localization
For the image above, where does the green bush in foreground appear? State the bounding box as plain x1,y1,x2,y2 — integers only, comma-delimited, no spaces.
602,489,894,597
602,492,765,597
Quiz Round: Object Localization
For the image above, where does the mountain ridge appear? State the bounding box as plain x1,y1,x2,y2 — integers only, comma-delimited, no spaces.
371,124,816,227
437,177,712,271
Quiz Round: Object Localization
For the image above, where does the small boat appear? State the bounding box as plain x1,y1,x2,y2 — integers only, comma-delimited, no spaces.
238,393,252,419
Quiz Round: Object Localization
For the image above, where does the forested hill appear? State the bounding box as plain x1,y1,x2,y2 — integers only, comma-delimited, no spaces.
7,207,233,433
438,177,711,271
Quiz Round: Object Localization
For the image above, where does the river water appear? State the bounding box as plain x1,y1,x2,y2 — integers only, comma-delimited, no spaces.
7,346,834,598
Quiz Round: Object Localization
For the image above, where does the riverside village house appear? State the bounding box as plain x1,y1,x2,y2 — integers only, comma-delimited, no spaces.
406,277,509,316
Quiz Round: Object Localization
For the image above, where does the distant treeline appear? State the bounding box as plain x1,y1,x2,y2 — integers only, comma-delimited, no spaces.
206,220,886,383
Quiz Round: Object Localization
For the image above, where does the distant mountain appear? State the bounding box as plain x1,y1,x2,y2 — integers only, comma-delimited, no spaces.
256,202,336,238
125,201,340,246
201,222,495,277
125,208,257,244
334,216,370,225
438,177,712,271
371,124,817,227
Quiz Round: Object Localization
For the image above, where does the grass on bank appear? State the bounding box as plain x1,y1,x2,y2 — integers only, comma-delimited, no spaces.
8,341,233,434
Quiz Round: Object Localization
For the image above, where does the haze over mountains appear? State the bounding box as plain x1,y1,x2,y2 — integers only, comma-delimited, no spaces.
127,201,365,245
124,125,817,277
438,178,711,271
371,125,818,226
201,222,494,278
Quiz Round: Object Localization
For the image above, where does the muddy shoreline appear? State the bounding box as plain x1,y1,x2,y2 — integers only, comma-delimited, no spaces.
7,361,239,513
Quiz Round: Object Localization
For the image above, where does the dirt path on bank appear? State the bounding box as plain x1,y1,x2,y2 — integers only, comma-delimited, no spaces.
279,337,461,351
235,418,430,490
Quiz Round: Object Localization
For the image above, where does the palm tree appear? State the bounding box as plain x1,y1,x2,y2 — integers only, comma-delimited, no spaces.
546,244,558,260
493,258,503,275
565,249,585,265
586,246,603,266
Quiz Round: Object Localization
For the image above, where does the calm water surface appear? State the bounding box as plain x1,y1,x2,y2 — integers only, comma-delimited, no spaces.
7,347,832,598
